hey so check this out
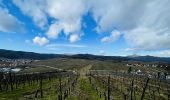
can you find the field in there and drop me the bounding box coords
[0,58,169,100]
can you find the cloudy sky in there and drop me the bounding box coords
[0,0,170,57]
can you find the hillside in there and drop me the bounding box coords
[0,49,170,63]
[0,49,64,60]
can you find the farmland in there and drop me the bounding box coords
[0,58,170,100]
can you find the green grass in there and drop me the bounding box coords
[77,78,104,100]
[0,78,60,100]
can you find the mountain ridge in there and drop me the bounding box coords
[0,49,170,63]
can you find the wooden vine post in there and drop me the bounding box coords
[40,74,43,98]
[107,75,111,100]
[140,78,149,100]
[130,79,134,100]
[59,76,62,100]
[9,72,13,91]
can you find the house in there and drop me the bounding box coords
[166,75,170,80]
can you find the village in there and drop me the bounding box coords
[126,62,170,80]
[0,58,33,73]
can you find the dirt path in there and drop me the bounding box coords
[79,64,92,78]
[68,64,104,100]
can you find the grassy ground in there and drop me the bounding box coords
[0,58,168,100]
[67,65,104,100]
[0,64,106,100]
[0,78,59,100]
[66,78,104,100]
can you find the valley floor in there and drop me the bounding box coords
[0,63,169,100]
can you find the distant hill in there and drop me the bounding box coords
[70,54,128,61]
[0,49,170,63]
[128,55,170,63]
[0,49,64,60]
[70,54,170,63]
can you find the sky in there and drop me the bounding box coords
[0,0,170,57]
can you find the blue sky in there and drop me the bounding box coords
[0,0,170,57]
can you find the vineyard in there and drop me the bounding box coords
[0,58,170,100]
[89,71,170,100]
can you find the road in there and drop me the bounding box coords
[35,64,62,71]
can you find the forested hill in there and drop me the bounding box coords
[0,49,63,60]
[0,49,170,63]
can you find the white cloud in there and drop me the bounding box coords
[46,43,86,48]
[46,22,62,39]
[87,0,170,51]
[123,0,170,51]
[89,0,149,33]
[99,50,106,55]
[69,34,80,43]
[12,0,170,51]
[33,36,49,46]
[13,0,48,29]
[134,50,170,57]
[89,0,170,50]
[46,0,86,41]
[151,50,170,57]
[0,7,24,33]
[124,27,170,50]
[124,48,170,57]
[124,48,136,52]
[13,0,86,42]
[46,43,86,50]
[101,30,121,43]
